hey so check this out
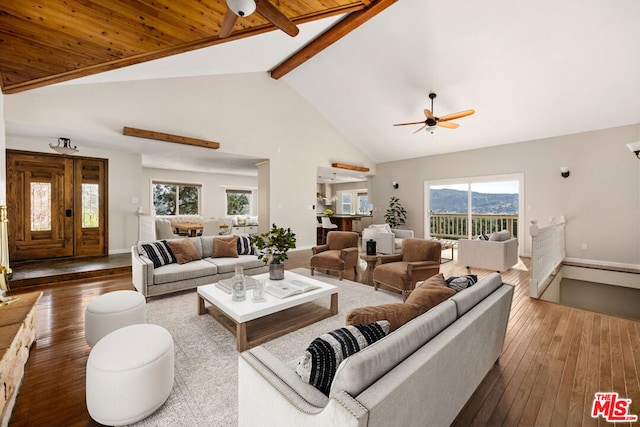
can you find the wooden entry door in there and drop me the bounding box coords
[7,150,108,261]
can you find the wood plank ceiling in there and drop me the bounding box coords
[0,0,393,94]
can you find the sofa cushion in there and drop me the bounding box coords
[165,239,201,264]
[236,234,254,255]
[405,283,456,315]
[205,255,265,273]
[415,273,447,288]
[139,240,176,268]
[450,272,503,316]
[201,236,215,258]
[213,236,239,258]
[346,303,420,332]
[296,321,390,396]
[152,259,218,285]
[488,230,511,241]
[330,300,457,399]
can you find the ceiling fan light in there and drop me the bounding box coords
[227,0,256,17]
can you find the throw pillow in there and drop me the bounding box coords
[140,240,176,268]
[296,320,390,396]
[165,239,201,264]
[405,282,456,315]
[346,303,420,332]
[446,274,478,292]
[236,234,253,255]
[488,230,511,241]
[415,273,447,288]
[213,236,239,258]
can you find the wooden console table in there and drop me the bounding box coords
[0,292,41,426]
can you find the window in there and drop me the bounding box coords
[226,189,252,215]
[152,182,201,215]
[30,182,51,231]
[357,192,372,215]
[341,193,352,214]
[81,183,99,228]
[426,174,523,240]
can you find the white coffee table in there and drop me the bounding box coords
[197,271,338,351]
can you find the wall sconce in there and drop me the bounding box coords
[626,141,640,159]
[392,181,399,189]
[560,167,570,178]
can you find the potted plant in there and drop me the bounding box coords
[251,224,297,280]
[384,196,407,229]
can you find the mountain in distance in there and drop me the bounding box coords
[430,188,518,215]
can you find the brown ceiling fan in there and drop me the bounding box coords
[394,93,475,134]
[219,0,299,38]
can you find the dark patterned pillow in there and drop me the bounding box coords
[140,240,176,268]
[446,274,478,292]
[236,234,253,255]
[295,320,390,396]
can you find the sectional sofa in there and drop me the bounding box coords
[238,272,513,427]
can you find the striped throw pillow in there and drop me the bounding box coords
[140,240,176,268]
[236,234,254,255]
[296,320,390,396]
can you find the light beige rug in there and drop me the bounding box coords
[132,268,401,426]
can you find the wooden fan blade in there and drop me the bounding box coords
[393,120,426,126]
[219,8,238,38]
[413,124,428,134]
[437,121,459,129]
[424,109,435,120]
[256,0,299,37]
[439,109,475,122]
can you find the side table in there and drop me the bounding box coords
[360,254,379,286]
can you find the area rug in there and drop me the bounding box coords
[131,268,401,426]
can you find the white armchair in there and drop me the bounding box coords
[457,230,519,272]
[361,224,414,254]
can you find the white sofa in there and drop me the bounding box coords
[131,236,268,298]
[457,230,519,272]
[361,224,414,254]
[238,273,514,427]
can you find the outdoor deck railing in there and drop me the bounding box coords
[429,213,518,240]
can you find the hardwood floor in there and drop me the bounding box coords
[7,250,640,426]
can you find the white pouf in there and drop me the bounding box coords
[86,324,174,426]
[85,290,146,346]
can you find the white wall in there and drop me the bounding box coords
[5,137,142,254]
[141,167,258,219]
[3,72,376,248]
[372,124,640,267]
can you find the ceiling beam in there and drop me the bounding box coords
[332,163,370,172]
[123,127,220,149]
[270,0,398,80]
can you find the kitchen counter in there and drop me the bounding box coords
[316,215,372,244]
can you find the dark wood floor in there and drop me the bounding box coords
[7,251,640,426]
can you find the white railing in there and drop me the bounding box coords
[529,216,566,298]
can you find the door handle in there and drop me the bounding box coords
[66,209,73,217]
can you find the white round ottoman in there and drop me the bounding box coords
[86,324,174,426]
[85,290,146,346]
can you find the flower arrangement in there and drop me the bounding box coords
[323,209,334,215]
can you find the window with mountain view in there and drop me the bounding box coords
[428,177,521,240]
[152,182,201,215]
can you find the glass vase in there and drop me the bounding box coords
[231,265,246,301]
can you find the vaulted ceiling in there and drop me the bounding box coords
[0,0,387,93]
[3,0,640,173]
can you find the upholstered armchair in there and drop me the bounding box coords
[373,238,441,301]
[361,224,414,254]
[310,231,359,280]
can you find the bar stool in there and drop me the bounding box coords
[321,217,338,244]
